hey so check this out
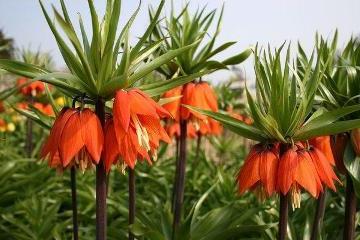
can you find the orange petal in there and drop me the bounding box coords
[309,136,335,165]
[295,151,322,197]
[278,147,298,195]
[309,148,340,191]
[200,82,218,112]
[41,108,77,163]
[59,111,84,167]
[237,148,261,194]
[260,149,279,196]
[80,109,104,163]
[129,90,158,118]
[114,90,131,132]
[134,89,172,119]
[103,119,119,172]
[162,86,183,120]
[180,83,195,120]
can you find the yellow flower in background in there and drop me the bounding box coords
[11,114,22,123]
[55,97,65,107]
[6,123,15,132]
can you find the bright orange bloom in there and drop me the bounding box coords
[308,147,340,191]
[104,89,171,171]
[42,104,54,116]
[165,121,197,139]
[181,82,218,123]
[17,77,45,97]
[17,102,28,110]
[33,103,54,116]
[309,136,335,165]
[41,108,104,171]
[243,116,253,125]
[162,81,221,137]
[332,133,348,174]
[277,144,322,208]
[0,118,6,132]
[198,118,223,136]
[162,86,183,121]
[237,143,279,198]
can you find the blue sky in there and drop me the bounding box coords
[1,0,359,82]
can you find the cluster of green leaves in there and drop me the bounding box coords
[315,33,360,199]
[317,33,360,117]
[149,4,251,78]
[188,43,360,144]
[0,0,209,102]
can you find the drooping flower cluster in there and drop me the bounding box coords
[103,89,171,171]
[162,82,222,139]
[17,102,54,116]
[17,77,45,97]
[41,108,104,172]
[41,89,170,173]
[237,136,340,208]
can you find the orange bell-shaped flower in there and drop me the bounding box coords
[104,89,171,171]
[308,147,340,191]
[33,102,54,116]
[162,86,183,121]
[309,136,335,165]
[17,77,45,97]
[180,82,218,123]
[41,107,104,172]
[237,143,279,199]
[277,144,322,209]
